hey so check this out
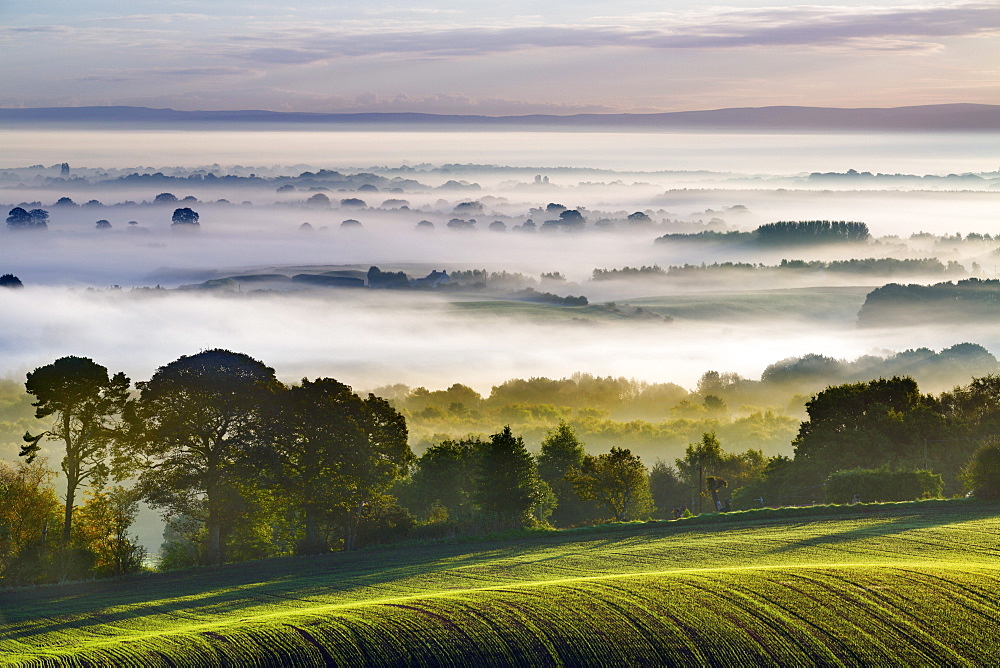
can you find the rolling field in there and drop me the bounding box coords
[3,501,1000,666]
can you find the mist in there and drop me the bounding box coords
[1,129,999,398]
[1,286,997,397]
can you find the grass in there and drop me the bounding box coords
[626,287,869,322]
[447,287,868,325]
[3,501,1000,665]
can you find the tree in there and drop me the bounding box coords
[7,207,48,230]
[306,193,331,207]
[676,432,767,512]
[130,349,282,565]
[536,422,594,527]
[792,376,945,487]
[154,193,178,204]
[28,209,49,228]
[568,447,653,521]
[397,438,482,526]
[73,486,146,577]
[22,357,131,547]
[474,427,542,530]
[171,207,199,228]
[0,460,61,586]
[0,274,23,288]
[277,378,413,553]
[706,476,728,511]
[649,460,687,518]
[963,439,1000,500]
[6,207,30,229]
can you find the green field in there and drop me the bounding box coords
[626,287,870,322]
[447,287,869,325]
[3,501,1000,666]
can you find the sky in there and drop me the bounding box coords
[0,1,998,114]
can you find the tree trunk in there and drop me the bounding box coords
[206,489,222,566]
[62,412,76,546]
[344,505,359,552]
[303,505,323,554]
[63,478,76,545]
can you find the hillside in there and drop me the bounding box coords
[3,501,1000,665]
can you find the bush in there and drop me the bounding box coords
[963,440,1000,500]
[825,467,943,504]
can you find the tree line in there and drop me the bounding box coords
[3,350,999,587]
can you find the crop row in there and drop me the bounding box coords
[5,564,1000,666]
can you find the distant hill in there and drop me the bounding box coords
[1,103,997,131]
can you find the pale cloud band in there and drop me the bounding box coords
[1,1,997,112]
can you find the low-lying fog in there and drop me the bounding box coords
[1,287,998,397]
[3,129,998,174]
[1,129,998,392]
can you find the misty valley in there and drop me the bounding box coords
[3,132,1000,665]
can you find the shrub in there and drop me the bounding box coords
[963,440,1000,500]
[825,467,943,504]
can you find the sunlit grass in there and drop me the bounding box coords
[3,501,999,665]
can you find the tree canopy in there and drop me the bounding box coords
[22,356,130,547]
[131,349,281,565]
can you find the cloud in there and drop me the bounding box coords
[227,3,1000,64]
[80,66,262,83]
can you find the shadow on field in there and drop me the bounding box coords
[3,503,996,641]
[764,510,966,555]
[0,535,621,637]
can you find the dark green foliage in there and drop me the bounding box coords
[825,467,943,504]
[0,274,23,288]
[942,375,1000,452]
[353,495,416,548]
[648,460,687,518]
[170,207,199,226]
[536,423,597,526]
[755,220,869,244]
[397,428,544,533]
[6,207,48,230]
[23,357,131,546]
[567,447,653,521]
[131,349,282,565]
[963,440,1000,499]
[675,433,766,514]
[859,279,1000,326]
[512,287,588,306]
[277,377,413,553]
[474,427,543,530]
[731,455,802,508]
[367,266,410,289]
[396,438,483,527]
[592,265,665,280]
[792,376,947,487]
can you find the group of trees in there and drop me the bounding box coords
[4,206,199,233]
[858,279,1000,326]
[735,375,1000,506]
[395,422,657,531]
[656,221,871,245]
[5,349,1000,587]
[2,350,413,585]
[6,207,48,230]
